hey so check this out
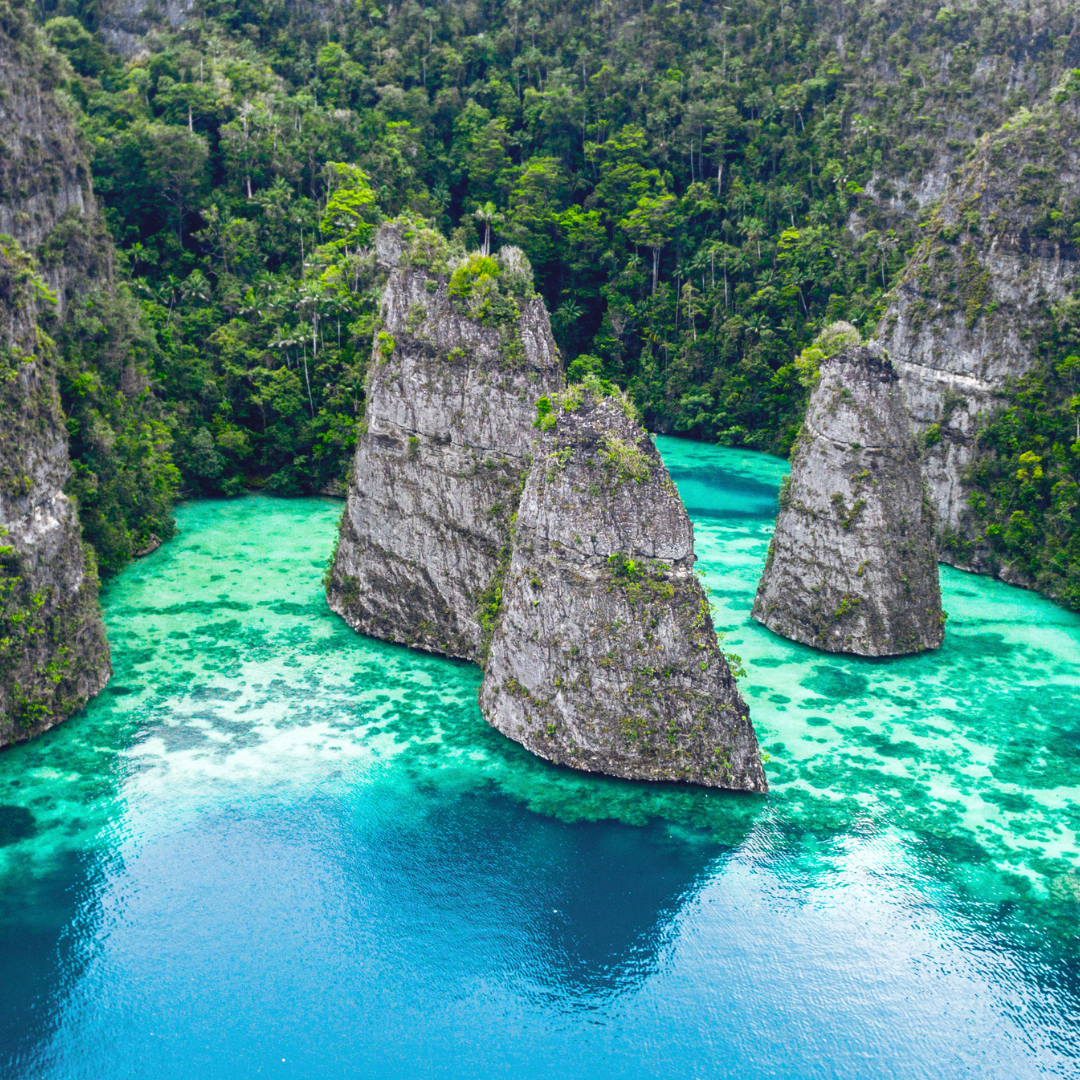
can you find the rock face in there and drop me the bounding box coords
[0,241,111,745]
[326,225,563,660]
[329,227,766,791]
[0,7,112,742]
[753,346,943,656]
[97,0,199,55]
[479,384,767,791]
[879,94,1080,563]
[0,8,112,314]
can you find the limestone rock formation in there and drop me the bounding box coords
[1,240,111,745]
[480,382,767,791]
[879,92,1080,566]
[753,345,943,656]
[0,8,113,313]
[0,7,111,741]
[97,0,199,55]
[326,224,563,660]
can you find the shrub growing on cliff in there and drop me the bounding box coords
[601,432,651,483]
[794,321,862,388]
[448,254,519,327]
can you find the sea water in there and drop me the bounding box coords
[0,437,1077,1079]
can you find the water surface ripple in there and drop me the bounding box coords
[1,438,1078,1079]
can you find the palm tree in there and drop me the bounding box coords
[876,233,899,287]
[744,311,772,342]
[779,184,802,226]
[473,202,504,256]
[738,217,766,261]
[552,298,582,337]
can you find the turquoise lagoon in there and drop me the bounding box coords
[1,437,1078,1078]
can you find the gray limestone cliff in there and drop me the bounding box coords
[329,228,766,791]
[1,240,111,745]
[753,345,943,657]
[96,0,199,55]
[879,92,1080,570]
[326,225,563,660]
[479,383,766,791]
[0,6,113,313]
[0,6,112,741]
[96,0,331,55]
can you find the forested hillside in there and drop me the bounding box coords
[18,0,1080,590]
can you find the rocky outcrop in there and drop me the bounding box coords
[326,225,563,660]
[479,382,767,791]
[96,0,332,55]
[0,5,112,741]
[329,227,766,791]
[753,345,943,657]
[879,92,1080,563]
[0,5,112,313]
[97,0,198,55]
[0,239,111,745]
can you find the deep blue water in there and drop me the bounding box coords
[1,438,1078,1079]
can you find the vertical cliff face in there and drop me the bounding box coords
[1,240,111,745]
[753,346,943,657]
[0,5,112,742]
[96,0,198,55]
[327,225,563,660]
[879,94,1080,562]
[480,383,766,791]
[0,6,112,313]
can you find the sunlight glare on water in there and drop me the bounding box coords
[0,437,1078,1079]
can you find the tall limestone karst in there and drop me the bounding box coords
[329,224,766,791]
[753,342,943,657]
[0,2,112,743]
[326,224,564,660]
[480,380,767,791]
[879,88,1080,573]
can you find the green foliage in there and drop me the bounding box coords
[794,321,861,387]
[607,553,643,581]
[55,284,180,574]
[477,542,512,662]
[320,164,377,254]
[960,347,1080,609]
[377,331,396,361]
[447,254,500,298]
[21,0,1078,564]
[533,395,555,430]
[448,253,518,326]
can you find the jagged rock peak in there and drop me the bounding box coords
[326,221,563,660]
[480,377,767,792]
[753,342,943,657]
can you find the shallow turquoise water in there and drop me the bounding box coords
[1,437,1078,1079]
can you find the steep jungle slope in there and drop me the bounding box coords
[32,0,1078,509]
[23,0,1080,609]
[0,0,182,735]
[0,2,117,737]
[2,0,178,580]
